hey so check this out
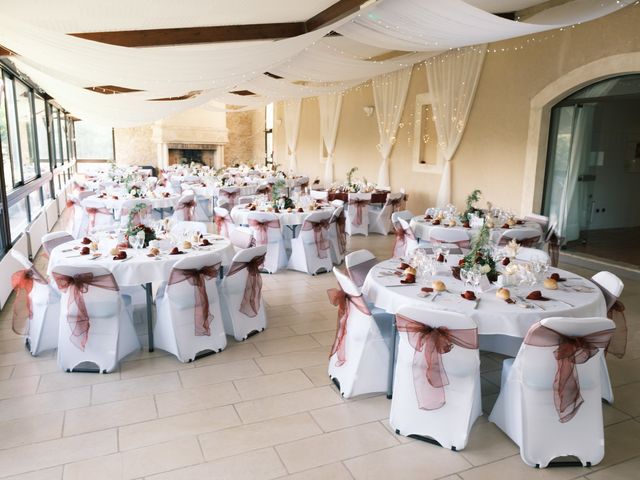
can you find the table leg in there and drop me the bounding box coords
[287,225,299,238]
[144,282,154,352]
[387,315,397,399]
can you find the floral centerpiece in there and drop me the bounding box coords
[346,167,360,192]
[125,203,156,247]
[461,189,483,223]
[460,222,498,282]
[271,178,295,209]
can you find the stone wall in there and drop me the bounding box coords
[113,125,156,166]
[225,110,265,167]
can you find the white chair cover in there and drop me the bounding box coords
[345,249,377,289]
[247,212,287,274]
[499,227,542,248]
[327,205,346,266]
[390,305,481,450]
[345,192,371,237]
[213,206,235,239]
[288,210,333,275]
[515,247,550,264]
[170,221,209,238]
[489,317,615,467]
[41,231,74,256]
[172,193,197,222]
[327,268,390,398]
[154,253,227,362]
[310,190,329,202]
[395,218,419,258]
[428,227,471,249]
[368,192,403,235]
[219,187,241,208]
[82,198,114,236]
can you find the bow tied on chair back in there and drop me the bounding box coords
[396,314,478,410]
[327,286,370,367]
[226,253,266,317]
[591,281,627,359]
[331,211,347,254]
[168,263,221,336]
[86,206,113,230]
[214,214,233,238]
[524,323,614,423]
[248,218,281,246]
[222,190,240,208]
[302,219,331,258]
[392,223,415,258]
[52,272,120,351]
[386,197,403,213]
[349,199,370,226]
[11,267,48,335]
[176,200,196,221]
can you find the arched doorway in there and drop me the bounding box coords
[541,74,640,267]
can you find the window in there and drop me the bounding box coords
[52,107,62,166]
[4,74,20,189]
[34,95,50,173]
[15,80,37,182]
[9,198,28,241]
[412,93,442,174]
[74,120,113,160]
[264,103,274,166]
[0,76,13,192]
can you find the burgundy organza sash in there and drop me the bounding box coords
[176,200,196,221]
[302,219,330,259]
[43,235,73,256]
[395,314,478,410]
[65,197,81,231]
[221,190,240,207]
[215,214,233,238]
[327,286,370,367]
[168,263,221,336]
[591,280,627,358]
[349,199,370,226]
[249,218,281,246]
[393,223,415,258]
[86,207,112,230]
[499,235,541,247]
[52,272,120,351]
[524,323,614,423]
[331,211,347,254]
[385,197,403,213]
[11,268,48,335]
[347,258,378,288]
[297,180,309,190]
[226,253,266,317]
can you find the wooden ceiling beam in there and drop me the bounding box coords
[68,0,373,47]
[0,44,16,56]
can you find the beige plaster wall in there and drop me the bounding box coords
[274,5,640,215]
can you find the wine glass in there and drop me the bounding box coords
[441,246,450,264]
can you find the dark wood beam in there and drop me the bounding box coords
[0,44,16,56]
[84,85,144,94]
[148,90,201,101]
[68,0,372,48]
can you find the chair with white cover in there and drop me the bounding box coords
[213,206,235,239]
[429,227,471,250]
[65,195,86,238]
[219,246,267,341]
[10,250,60,356]
[51,265,140,373]
[499,228,542,248]
[42,231,74,256]
[218,187,241,208]
[515,247,550,264]
[237,195,256,205]
[170,221,208,238]
[247,212,287,273]
[390,306,481,450]
[393,218,419,258]
[489,317,615,467]
[83,198,114,235]
[154,253,227,362]
[172,193,197,222]
[345,249,378,288]
[310,190,329,202]
[229,227,256,252]
[327,205,346,265]
[368,192,404,235]
[345,192,371,237]
[524,213,549,230]
[288,210,333,275]
[327,268,390,398]
[294,176,310,192]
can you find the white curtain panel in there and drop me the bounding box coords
[427,45,487,207]
[318,93,343,185]
[373,66,413,188]
[284,98,303,173]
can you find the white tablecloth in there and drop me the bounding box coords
[48,235,235,287]
[83,194,180,211]
[362,258,606,338]
[230,205,335,227]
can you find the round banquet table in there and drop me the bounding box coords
[322,191,390,204]
[230,204,335,236]
[409,216,543,245]
[82,194,181,212]
[48,234,235,351]
[213,185,260,198]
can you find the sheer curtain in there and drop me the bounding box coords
[427,45,486,206]
[318,93,343,185]
[283,98,302,173]
[373,66,412,188]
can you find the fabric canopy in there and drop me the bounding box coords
[318,92,344,185]
[284,98,303,173]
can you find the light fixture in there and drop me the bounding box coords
[363,105,374,117]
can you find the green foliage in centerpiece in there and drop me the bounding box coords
[346,167,360,192]
[125,203,156,247]
[461,222,498,281]
[462,189,483,222]
[271,178,295,209]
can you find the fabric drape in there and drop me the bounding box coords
[11,267,48,335]
[284,98,302,173]
[301,219,331,259]
[214,214,233,238]
[427,45,486,207]
[349,198,370,226]
[393,223,415,258]
[318,93,343,185]
[327,286,370,367]
[226,253,266,317]
[175,200,196,221]
[248,218,281,246]
[372,66,412,188]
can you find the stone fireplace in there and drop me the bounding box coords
[167,144,218,167]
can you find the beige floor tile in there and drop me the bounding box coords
[244,326,297,343]
[0,338,33,355]
[37,371,120,394]
[586,455,640,479]
[607,357,640,387]
[276,422,399,473]
[146,447,286,480]
[154,381,240,418]
[63,437,203,480]
[255,349,328,374]
[460,421,520,466]
[3,466,62,480]
[91,372,181,405]
[0,429,117,478]
[602,403,632,426]
[310,395,390,432]
[199,412,322,461]
[302,364,332,387]
[0,350,55,368]
[0,387,90,422]
[310,331,336,347]
[288,319,336,335]
[119,404,240,451]
[118,354,194,379]
[291,301,334,314]
[0,375,40,400]
[0,365,14,380]
[253,335,322,356]
[63,395,157,436]
[10,360,59,378]
[278,462,353,480]
[267,313,327,329]
[345,442,472,480]
[235,386,343,424]
[233,369,313,401]
[597,420,640,469]
[460,454,591,479]
[0,412,63,450]
[611,382,640,417]
[264,305,298,317]
[179,359,262,388]
[190,343,262,367]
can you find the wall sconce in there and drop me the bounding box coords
[363,105,374,117]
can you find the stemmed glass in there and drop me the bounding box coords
[441,246,450,264]
[460,268,470,290]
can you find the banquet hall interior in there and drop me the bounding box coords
[0,1,640,479]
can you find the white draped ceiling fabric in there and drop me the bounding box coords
[372,67,412,188]
[318,92,344,185]
[283,98,303,173]
[0,0,632,126]
[427,46,487,207]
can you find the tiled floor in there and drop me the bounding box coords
[0,234,639,479]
